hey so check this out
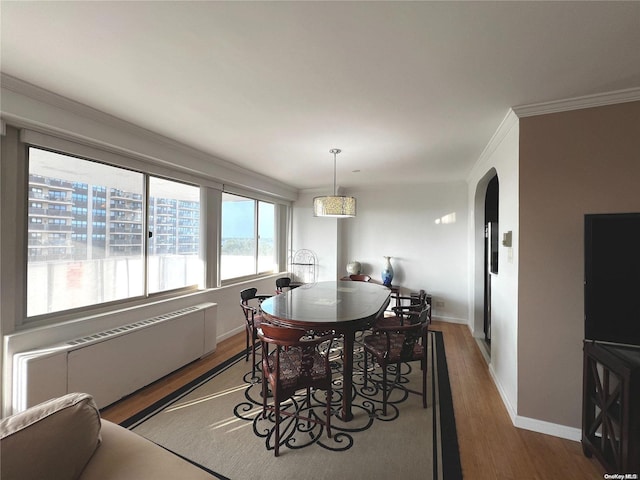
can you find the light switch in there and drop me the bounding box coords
[502,231,512,247]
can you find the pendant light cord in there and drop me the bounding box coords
[333,150,337,195]
[330,148,341,196]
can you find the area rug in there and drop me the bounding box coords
[122,330,462,480]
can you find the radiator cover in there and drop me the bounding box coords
[12,302,216,413]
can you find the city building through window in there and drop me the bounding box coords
[27,147,202,316]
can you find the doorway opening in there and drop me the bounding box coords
[483,174,499,352]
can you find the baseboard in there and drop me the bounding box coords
[514,416,582,442]
[474,338,491,366]
[488,362,581,442]
[216,325,245,343]
[488,363,517,424]
[432,315,468,325]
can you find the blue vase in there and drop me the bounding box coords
[381,256,394,286]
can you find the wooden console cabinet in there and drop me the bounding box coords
[582,341,640,472]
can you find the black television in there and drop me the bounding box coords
[584,212,640,348]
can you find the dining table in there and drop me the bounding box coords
[259,280,391,421]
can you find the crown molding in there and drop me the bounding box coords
[513,87,640,118]
[468,87,640,182]
[467,109,518,183]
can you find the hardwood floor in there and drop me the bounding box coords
[101,322,605,479]
[431,321,604,480]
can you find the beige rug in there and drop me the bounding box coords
[124,331,461,480]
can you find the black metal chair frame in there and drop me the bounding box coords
[275,277,292,294]
[240,287,272,379]
[363,304,431,415]
[376,289,428,329]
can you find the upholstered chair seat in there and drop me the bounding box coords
[258,323,337,457]
[264,347,328,389]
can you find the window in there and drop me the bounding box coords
[221,193,255,279]
[27,147,202,317]
[147,177,201,294]
[258,201,275,273]
[221,193,275,280]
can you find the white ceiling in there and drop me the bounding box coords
[1,1,639,190]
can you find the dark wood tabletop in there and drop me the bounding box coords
[260,280,390,421]
[261,280,390,326]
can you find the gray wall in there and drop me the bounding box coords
[518,101,640,428]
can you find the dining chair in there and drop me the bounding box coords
[376,289,428,329]
[349,274,371,282]
[408,289,432,323]
[258,323,337,457]
[275,277,292,294]
[363,304,431,415]
[240,288,273,379]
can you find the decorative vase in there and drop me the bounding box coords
[346,261,362,275]
[381,256,394,286]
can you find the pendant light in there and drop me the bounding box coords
[313,148,357,218]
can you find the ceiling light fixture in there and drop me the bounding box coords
[313,148,356,218]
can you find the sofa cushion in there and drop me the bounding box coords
[79,420,215,480]
[0,392,102,480]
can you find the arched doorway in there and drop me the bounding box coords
[472,168,499,360]
[484,175,499,345]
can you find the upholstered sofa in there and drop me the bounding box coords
[0,393,214,480]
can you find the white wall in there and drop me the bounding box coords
[292,189,340,282]
[467,111,520,421]
[294,182,469,323]
[344,184,468,323]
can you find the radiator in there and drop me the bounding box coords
[12,302,216,413]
